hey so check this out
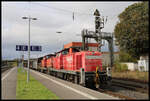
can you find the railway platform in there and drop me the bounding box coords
[2,67,17,99]
[1,67,119,99]
[30,69,119,99]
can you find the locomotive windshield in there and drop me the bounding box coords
[62,50,69,55]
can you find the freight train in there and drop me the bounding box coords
[32,47,112,88]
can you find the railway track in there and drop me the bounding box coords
[95,78,149,99]
[112,77,148,84]
[111,78,149,94]
[1,65,12,73]
[97,88,135,100]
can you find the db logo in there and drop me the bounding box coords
[67,56,72,62]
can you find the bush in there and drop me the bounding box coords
[119,51,137,62]
[121,64,128,72]
[114,60,128,72]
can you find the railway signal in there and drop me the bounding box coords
[81,9,114,68]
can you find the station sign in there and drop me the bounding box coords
[16,45,42,51]
[30,45,42,51]
[16,45,28,51]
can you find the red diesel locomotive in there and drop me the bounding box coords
[38,47,111,88]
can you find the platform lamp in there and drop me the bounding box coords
[22,16,37,83]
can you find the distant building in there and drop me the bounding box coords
[101,52,119,66]
[139,54,149,60]
[138,54,149,72]
[119,54,149,72]
[23,58,38,68]
[64,42,119,66]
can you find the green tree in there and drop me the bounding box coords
[119,51,137,62]
[114,2,149,59]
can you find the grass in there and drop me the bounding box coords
[112,70,149,82]
[16,67,59,99]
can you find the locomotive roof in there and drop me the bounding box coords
[55,47,80,54]
[37,57,43,60]
[37,53,55,59]
[46,54,56,57]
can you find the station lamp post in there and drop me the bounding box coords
[22,16,37,83]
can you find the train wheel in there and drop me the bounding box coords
[55,72,56,76]
[66,74,69,81]
[106,80,112,87]
[74,76,78,84]
[41,69,43,73]
[62,73,65,80]
[47,68,50,74]
[78,76,80,84]
[64,74,67,80]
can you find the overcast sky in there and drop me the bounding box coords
[2,1,138,60]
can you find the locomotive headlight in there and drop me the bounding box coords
[106,67,111,77]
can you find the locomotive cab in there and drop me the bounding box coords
[62,47,80,71]
[77,51,112,88]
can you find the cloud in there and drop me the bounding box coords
[2,1,137,60]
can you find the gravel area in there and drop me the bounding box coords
[104,85,149,99]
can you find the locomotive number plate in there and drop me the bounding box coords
[85,55,101,59]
